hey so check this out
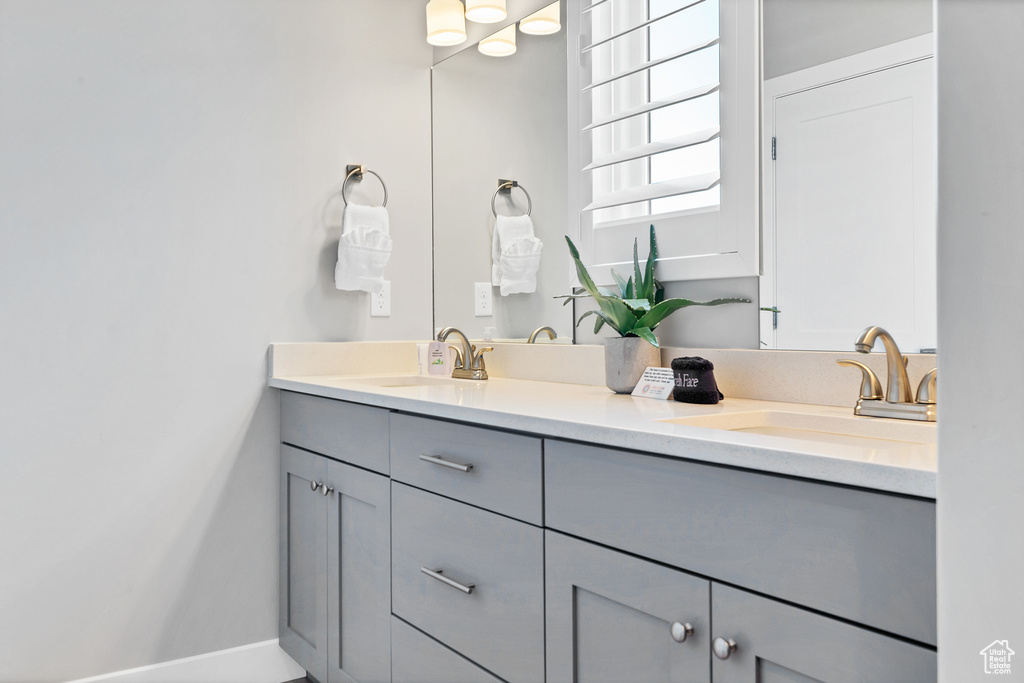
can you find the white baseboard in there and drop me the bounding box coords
[65,639,307,683]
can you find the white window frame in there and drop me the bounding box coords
[567,0,760,285]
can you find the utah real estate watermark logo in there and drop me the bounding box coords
[980,640,1015,675]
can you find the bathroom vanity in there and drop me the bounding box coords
[272,344,937,683]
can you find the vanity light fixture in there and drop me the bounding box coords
[465,0,507,23]
[478,23,516,56]
[519,1,560,35]
[425,0,467,46]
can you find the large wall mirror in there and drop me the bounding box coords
[430,0,936,351]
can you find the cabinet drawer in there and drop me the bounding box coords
[391,483,544,683]
[281,391,390,474]
[545,440,937,646]
[391,617,503,683]
[390,413,542,524]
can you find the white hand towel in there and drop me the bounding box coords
[499,235,543,296]
[491,214,543,295]
[335,203,392,294]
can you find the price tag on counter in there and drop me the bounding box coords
[630,367,675,400]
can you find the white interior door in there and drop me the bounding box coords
[766,57,935,351]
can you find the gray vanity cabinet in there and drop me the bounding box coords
[711,584,937,682]
[546,531,711,683]
[276,387,938,682]
[279,393,391,683]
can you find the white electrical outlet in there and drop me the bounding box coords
[474,282,493,316]
[370,281,391,317]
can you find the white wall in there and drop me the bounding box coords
[0,2,432,681]
[936,1,1024,681]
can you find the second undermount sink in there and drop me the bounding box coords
[343,375,461,388]
[657,410,935,449]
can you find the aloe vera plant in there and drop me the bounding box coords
[562,225,749,348]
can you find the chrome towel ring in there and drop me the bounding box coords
[342,164,388,207]
[491,179,532,217]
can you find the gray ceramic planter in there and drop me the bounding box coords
[604,336,660,393]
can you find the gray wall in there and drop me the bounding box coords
[936,2,1024,680]
[0,1,431,681]
[763,0,932,79]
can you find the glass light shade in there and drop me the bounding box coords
[478,23,516,56]
[426,0,467,46]
[519,1,560,35]
[465,0,506,23]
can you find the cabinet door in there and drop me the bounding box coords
[546,531,711,683]
[325,459,391,683]
[711,584,936,683]
[280,445,328,683]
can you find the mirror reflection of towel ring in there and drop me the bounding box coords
[342,165,388,207]
[491,180,532,217]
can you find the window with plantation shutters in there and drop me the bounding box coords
[567,0,759,283]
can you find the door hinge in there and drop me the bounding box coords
[771,137,776,161]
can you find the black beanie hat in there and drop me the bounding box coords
[671,356,724,404]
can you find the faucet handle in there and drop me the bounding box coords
[447,344,465,370]
[472,346,493,370]
[837,359,883,400]
[915,368,937,404]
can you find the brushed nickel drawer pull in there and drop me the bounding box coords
[421,567,475,594]
[419,454,474,473]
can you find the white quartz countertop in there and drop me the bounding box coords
[269,372,937,499]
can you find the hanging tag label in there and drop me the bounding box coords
[631,367,675,399]
[427,341,450,376]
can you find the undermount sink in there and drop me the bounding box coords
[657,410,935,449]
[343,375,461,388]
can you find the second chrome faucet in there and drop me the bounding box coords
[838,326,936,421]
[437,327,492,380]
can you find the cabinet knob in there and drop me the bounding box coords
[669,621,694,643]
[321,484,334,496]
[310,480,321,492]
[712,636,738,660]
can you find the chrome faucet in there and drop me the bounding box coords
[437,327,492,380]
[854,325,913,403]
[837,325,936,421]
[527,326,557,343]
